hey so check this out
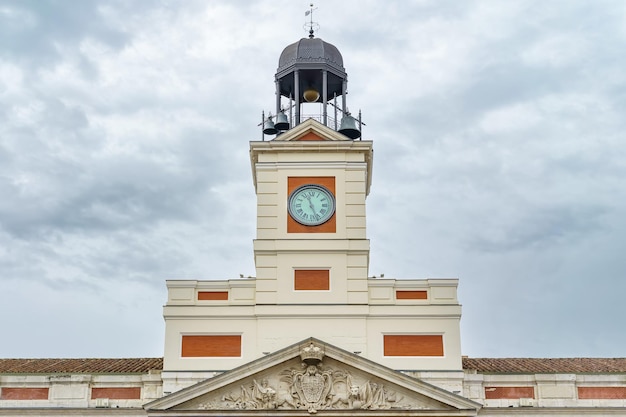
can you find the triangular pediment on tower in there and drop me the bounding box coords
[272,118,353,142]
[145,338,480,416]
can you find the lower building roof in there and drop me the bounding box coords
[462,357,626,373]
[1,357,625,374]
[0,358,163,374]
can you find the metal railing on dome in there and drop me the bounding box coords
[299,114,340,131]
[260,107,363,141]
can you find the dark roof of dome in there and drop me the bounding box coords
[277,37,344,74]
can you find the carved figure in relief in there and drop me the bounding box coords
[275,386,300,409]
[363,381,391,409]
[276,369,298,409]
[252,378,277,409]
[220,383,255,409]
[349,384,363,409]
[327,373,360,409]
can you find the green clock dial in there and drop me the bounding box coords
[288,184,335,226]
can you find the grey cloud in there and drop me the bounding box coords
[468,205,608,253]
[0,0,129,69]
[0,152,222,238]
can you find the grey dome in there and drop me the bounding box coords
[277,38,344,74]
[272,36,351,132]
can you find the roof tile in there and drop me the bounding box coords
[0,358,163,374]
[2,357,625,374]
[462,357,626,373]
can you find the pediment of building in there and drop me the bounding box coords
[145,338,480,416]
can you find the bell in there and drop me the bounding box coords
[303,88,320,103]
[338,114,361,139]
[274,112,290,130]
[262,117,278,135]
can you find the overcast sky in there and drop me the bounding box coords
[1,0,625,359]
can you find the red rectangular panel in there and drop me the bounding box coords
[181,335,241,357]
[198,291,228,300]
[383,335,444,356]
[91,387,141,399]
[295,270,330,290]
[297,132,324,141]
[578,387,626,399]
[396,290,428,300]
[1,388,49,400]
[485,386,535,399]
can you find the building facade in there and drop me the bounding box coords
[1,35,625,417]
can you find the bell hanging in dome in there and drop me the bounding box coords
[303,88,320,103]
[338,114,361,139]
[274,112,290,131]
[262,115,278,135]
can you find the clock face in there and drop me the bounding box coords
[288,184,335,226]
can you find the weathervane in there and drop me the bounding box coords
[304,3,319,38]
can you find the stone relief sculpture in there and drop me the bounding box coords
[198,342,416,412]
[253,378,277,409]
[280,363,333,413]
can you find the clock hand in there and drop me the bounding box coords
[304,195,315,212]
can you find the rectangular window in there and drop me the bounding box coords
[383,335,444,356]
[181,335,241,357]
[396,290,428,300]
[294,269,330,290]
[198,291,228,300]
[0,388,49,400]
[91,387,141,400]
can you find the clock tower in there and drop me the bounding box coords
[250,119,373,307]
[161,32,463,395]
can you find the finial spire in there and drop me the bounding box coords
[304,3,319,38]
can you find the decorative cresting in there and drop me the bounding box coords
[198,342,420,413]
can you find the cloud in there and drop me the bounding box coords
[0,0,128,71]
[468,204,608,253]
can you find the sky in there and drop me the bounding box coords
[1,0,625,359]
